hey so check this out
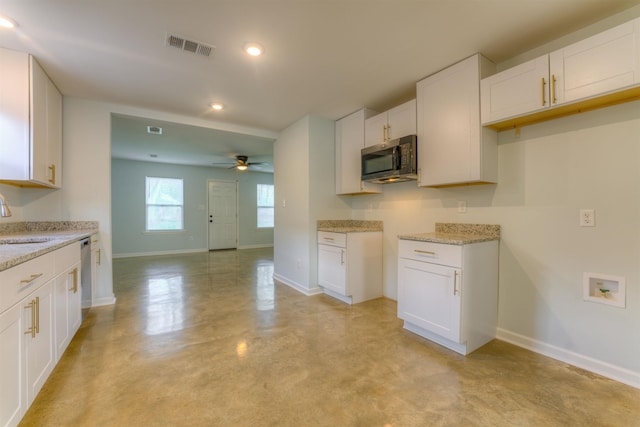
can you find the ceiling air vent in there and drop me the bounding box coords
[147,126,162,135]
[165,32,215,59]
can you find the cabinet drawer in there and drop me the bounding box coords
[318,231,346,248]
[398,239,462,268]
[54,242,80,274]
[0,251,55,313]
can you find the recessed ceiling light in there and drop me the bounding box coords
[210,103,224,111]
[0,15,17,29]
[243,42,264,57]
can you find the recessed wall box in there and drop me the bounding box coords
[583,272,625,308]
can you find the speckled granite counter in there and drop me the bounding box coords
[398,223,500,245]
[317,220,383,233]
[0,221,99,271]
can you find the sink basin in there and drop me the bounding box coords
[0,237,52,245]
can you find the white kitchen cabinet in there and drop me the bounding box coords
[364,99,416,147]
[397,238,499,355]
[550,17,640,105]
[0,303,23,427]
[0,242,81,427]
[23,281,55,407]
[317,231,382,304]
[481,17,640,128]
[53,243,81,362]
[417,54,497,188]
[335,108,382,195]
[0,47,62,188]
[480,55,551,124]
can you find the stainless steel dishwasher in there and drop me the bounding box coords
[80,237,92,319]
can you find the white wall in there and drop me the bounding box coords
[273,115,351,294]
[349,101,640,386]
[111,159,273,256]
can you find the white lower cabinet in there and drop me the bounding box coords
[318,231,382,304]
[0,242,82,427]
[397,238,499,355]
[0,304,23,427]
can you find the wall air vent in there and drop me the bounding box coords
[147,126,162,135]
[165,32,215,58]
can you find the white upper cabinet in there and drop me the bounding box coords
[0,48,62,188]
[481,55,550,124]
[418,54,498,188]
[550,18,640,105]
[481,17,640,128]
[364,99,416,147]
[335,108,382,195]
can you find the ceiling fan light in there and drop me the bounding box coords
[210,103,224,111]
[236,164,248,171]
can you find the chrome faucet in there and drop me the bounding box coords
[0,192,12,217]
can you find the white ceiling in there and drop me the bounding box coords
[1,0,638,169]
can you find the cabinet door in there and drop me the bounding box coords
[550,18,640,105]
[30,57,50,186]
[335,109,381,195]
[398,258,461,342]
[480,55,550,124]
[0,48,30,181]
[46,77,62,188]
[23,281,54,406]
[418,55,493,187]
[53,265,80,362]
[364,111,388,147]
[318,244,347,295]
[387,99,416,140]
[0,304,24,427]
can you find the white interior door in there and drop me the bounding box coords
[208,180,237,250]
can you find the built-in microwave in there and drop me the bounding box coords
[361,135,417,184]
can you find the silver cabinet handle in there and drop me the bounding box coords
[340,249,345,265]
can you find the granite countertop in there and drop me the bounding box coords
[317,220,383,233]
[0,221,99,271]
[398,223,500,245]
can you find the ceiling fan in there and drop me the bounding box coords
[212,155,265,171]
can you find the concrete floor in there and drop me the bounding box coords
[21,248,640,426]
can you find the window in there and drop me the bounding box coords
[145,177,184,231]
[257,184,274,228]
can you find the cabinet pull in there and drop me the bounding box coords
[97,249,101,265]
[541,77,546,106]
[48,164,56,185]
[35,296,40,334]
[340,249,344,265]
[69,268,79,293]
[453,271,459,296]
[414,249,436,255]
[551,74,556,104]
[24,300,36,338]
[20,273,43,284]
[324,237,334,241]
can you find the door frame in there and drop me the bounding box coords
[206,179,239,250]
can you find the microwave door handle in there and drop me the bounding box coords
[393,146,401,170]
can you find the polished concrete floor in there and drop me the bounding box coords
[21,248,640,426]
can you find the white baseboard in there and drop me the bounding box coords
[273,273,323,296]
[238,244,274,250]
[113,248,208,259]
[92,295,116,307]
[497,328,640,389]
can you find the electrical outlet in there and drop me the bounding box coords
[458,201,467,213]
[580,209,595,227]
